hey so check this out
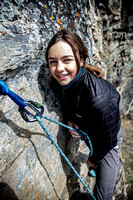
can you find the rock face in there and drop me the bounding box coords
[0,0,132,199]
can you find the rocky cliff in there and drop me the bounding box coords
[0,0,132,199]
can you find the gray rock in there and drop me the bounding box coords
[0,0,131,199]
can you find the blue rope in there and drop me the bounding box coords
[36,115,96,200]
[42,115,93,157]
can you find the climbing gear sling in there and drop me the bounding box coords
[0,80,96,200]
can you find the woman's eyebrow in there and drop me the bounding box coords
[48,55,74,60]
[48,57,56,60]
[62,55,74,59]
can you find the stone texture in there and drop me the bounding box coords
[0,0,132,199]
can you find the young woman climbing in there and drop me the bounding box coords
[45,29,123,200]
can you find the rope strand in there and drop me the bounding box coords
[42,115,93,157]
[36,115,96,200]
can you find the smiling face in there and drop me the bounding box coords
[48,41,83,86]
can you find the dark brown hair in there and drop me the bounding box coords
[45,29,104,78]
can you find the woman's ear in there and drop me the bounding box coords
[80,56,84,67]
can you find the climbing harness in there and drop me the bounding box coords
[0,80,96,200]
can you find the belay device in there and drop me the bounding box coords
[0,80,96,200]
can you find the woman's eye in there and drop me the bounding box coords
[64,59,71,63]
[49,60,56,64]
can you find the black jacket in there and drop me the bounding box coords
[62,67,121,164]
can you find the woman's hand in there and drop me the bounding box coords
[68,121,81,138]
[87,159,97,169]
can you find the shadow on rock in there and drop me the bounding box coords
[0,182,19,200]
[70,190,94,200]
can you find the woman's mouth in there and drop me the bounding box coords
[57,74,69,79]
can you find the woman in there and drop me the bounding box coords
[45,29,123,200]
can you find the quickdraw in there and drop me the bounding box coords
[0,80,96,200]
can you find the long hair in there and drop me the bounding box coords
[45,29,104,78]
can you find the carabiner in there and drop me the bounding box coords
[19,100,44,122]
[0,80,44,122]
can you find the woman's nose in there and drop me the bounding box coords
[56,61,64,72]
